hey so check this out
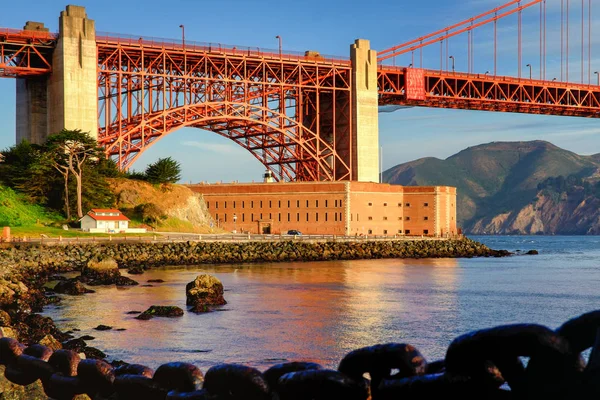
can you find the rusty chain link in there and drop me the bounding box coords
[3,310,600,399]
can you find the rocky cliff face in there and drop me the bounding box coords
[469,191,600,234]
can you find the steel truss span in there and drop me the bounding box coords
[379,68,600,118]
[0,28,56,78]
[97,37,353,182]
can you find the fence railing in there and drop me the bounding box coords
[96,31,351,65]
[0,233,455,245]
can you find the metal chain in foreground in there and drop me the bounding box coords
[3,310,600,399]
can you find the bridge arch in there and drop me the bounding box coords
[99,102,350,182]
[96,39,354,182]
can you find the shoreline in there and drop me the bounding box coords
[0,237,508,279]
[0,237,509,398]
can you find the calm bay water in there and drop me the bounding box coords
[42,236,600,370]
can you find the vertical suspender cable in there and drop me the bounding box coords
[582,0,584,83]
[544,0,546,80]
[440,40,443,71]
[468,30,471,73]
[561,0,564,81]
[518,5,522,78]
[567,0,570,81]
[471,22,474,73]
[446,32,449,71]
[420,41,423,68]
[494,15,497,76]
[589,0,591,84]
[540,1,543,79]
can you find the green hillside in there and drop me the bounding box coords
[0,185,62,227]
[383,141,600,232]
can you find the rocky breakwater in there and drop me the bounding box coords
[0,238,509,273]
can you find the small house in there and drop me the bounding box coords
[80,209,145,233]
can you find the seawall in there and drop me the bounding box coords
[0,238,505,277]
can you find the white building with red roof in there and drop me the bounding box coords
[80,209,146,233]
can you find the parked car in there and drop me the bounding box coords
[287,230,302,235]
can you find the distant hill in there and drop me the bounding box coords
[383,141,600,234]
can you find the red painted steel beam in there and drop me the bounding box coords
[0,28,56,77]
[96,37,353,182]
[379,67,600,118]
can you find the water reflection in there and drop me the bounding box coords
[45,258,460,369]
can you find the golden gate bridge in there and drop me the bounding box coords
[0,0,598,182]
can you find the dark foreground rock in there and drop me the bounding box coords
[5,309,600,399]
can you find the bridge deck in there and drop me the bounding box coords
[0,28,56,77]
[378,67,600,118]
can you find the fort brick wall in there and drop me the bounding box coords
[188,181,457,237]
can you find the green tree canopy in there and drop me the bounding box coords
[145,157,181,184]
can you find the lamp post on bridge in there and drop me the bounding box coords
[449,55,455,73]
[595,71,599,86]
[526,64,532,80]
[275,35,282,58]
[179,24,185,50]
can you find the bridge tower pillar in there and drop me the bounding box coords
[16,22,50,144]
[350,39,379,183]
[16,6,97,144]
[47,5,97,139]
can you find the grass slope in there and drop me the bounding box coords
[0,186,62,227]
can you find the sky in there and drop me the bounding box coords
[1,0,599,183]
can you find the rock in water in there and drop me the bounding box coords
[82,258,120,282]
[53,279,94,295]
[80,258,139,286]
[135,306,184,320]
[185,275,227,308]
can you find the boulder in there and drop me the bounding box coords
[127,266,145,275]
[63,338,87,353]
[0,309,11,326]
[0,278,29,307]
[115,276,140,286]
[135,306,184,320]
[0,327,18,339]
[82,258,120,282]
[53,279,95,295]
[185,275,227,308]
[39,334,63,351]
[80,258,139,286]
[94,325,113,331]
[83,346,107,359]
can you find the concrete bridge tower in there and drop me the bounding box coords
[351,39,380,183]
[16,5,97,144]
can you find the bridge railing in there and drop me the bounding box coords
[0,27,57,41]
[96,31,350,65]
[378,65,600,89]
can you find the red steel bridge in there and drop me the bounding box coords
[1,0,599,181]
